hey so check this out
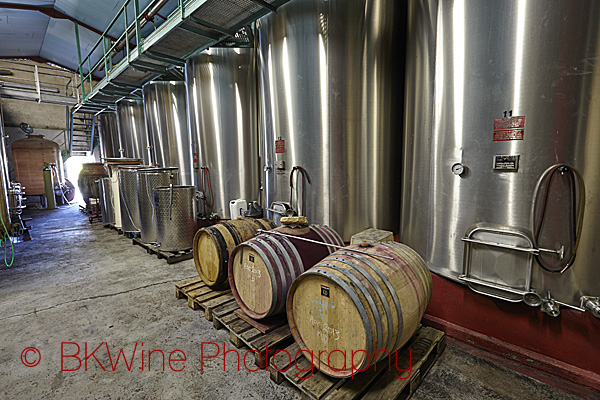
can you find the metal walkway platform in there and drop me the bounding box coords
[74,0,290,112]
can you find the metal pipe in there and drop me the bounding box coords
[1,81,60,94]
[256,229,394,260]
[97,0,170,72]
[43,166,56,210]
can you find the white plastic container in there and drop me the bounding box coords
[229,199,247,219]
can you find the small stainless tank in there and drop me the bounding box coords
[98,177,114,225]
[118,165,146,233]
[137,167,180,243]
[155,185,197,251]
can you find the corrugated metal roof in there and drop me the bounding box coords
[0,0,56,6]
[0,0,179,73]
[0,9,49,57]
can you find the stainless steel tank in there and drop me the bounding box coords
[118,165,145,233]
[185,48,259,219]
[143,81,194,186]
[103,158,142,230]
[98,177,114,225]
[137,167,180,243]
[97,112,120,160]
[116,99,151,165]
[402,0,600,313]
[155,185,197,251]
[257,0,403,241]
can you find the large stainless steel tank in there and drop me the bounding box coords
[116,99,151,165]
[185,48,259,219]
[97,112,120,160]
[402,0,600,313]
[257,0,403,241]
[143,81,194,186]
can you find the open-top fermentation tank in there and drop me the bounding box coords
[186,48,259,219]
[116,99,151,165]
[257,0,403,241]
[143,81,194,186]
[402,0,600,315]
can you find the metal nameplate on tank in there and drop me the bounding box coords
[493,155,520,171]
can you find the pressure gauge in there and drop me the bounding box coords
[452,163,465,176]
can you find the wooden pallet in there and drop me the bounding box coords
[175,277,295,367]
[174,278,444,399]
[124,231,140,239]
[132,237,193,264]
[175,276,236,318]
[269,326,445,400]
[212,302,295,368]
[107,224,123,234]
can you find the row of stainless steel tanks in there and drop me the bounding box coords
[96,0,599,317]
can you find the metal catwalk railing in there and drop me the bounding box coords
[74,0,290,112]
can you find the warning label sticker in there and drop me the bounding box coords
[493,116,525,141]
[275,139,285,153]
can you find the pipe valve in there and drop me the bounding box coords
[581,296,600,318]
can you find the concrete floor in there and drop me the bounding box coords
[0,205,583,399]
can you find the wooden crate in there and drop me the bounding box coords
[269,326,445,400]
[133,237,193,264]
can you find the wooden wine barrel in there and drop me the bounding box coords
[286,242,432,378]
[193,218,276,289]
[229,225,344,319]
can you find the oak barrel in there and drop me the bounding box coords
[229,225,344,319]
[193,218,276,289]
[286,242,432,378]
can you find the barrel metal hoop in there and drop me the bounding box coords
[219,221,243,246]
[314,225,344,250]
[323,262,383,352]
[311,225,335,254]
[379,242,431,300]
[262,234,300,283]
[306,269,373,371]
[339,251,404,351]
[330,256,394,351]
[253,237,288,314]
[270,232,305,274]
[210,226,231,266]
[321,225,345,247]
